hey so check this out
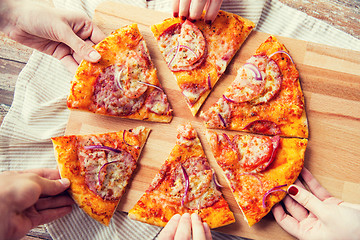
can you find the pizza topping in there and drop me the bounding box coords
[138,82,164,92]
[236,135,273,173]
[212,171,224,188]
[262,184,287,209]
[239,173,263,188]
[181,83,208,106]
[269,50,294,64]
[223,55,268,103]
[145,90,170,115]
[123,130,140,149]
[251,58,282,104]
[201,97,231,128]
[158,20,206,71]
[79,144,136,201]
[243,120,281,135]
[93,65,146,116]
[83,145,122,153]
[176,123,197,147]
[207,74,212,90]
[180,164,190,207]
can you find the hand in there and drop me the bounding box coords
[0,168,73,240]
[272,167,360,240]
[173,0,223,23]
[158,213,212,240]
[0,0,106,73]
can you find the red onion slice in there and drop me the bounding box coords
[167,42,180,68]
[222,94,236,103]
[268,50,294,64]
[123,130,140,149]
[207,73,212,90]
[218,113,227,127]
[98,160,121,186]
[137,81,164,92]
[262,184,287,208]
[181,164,189,207]
[212,171,223,188]
[178,44,199,59]
[115,69,124,90]
[244,63,262,81]
[84,145,122,153]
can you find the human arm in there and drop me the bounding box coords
[272,167,360,240]
[157,213,212,240]
[172,0,223,23]
[0,168,73,240]
[0,0,106,73]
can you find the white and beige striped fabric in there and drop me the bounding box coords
[0,0,359,239]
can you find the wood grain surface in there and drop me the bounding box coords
[63,2,360,240]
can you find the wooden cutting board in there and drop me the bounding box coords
[65,2,360,239]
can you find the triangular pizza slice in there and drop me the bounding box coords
[151,11,255,115]
[51,126,150,225]
[206,130,307,226]
[67,23,173,123]
[128,123,235,228]
[201,36,308,138]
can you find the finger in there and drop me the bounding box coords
[88,23,106,44]
[272,203,301,238]
[179,0,191,20]
[35,195,74,211]
[36,177,71,196]
[73,39,95,64]
[158,214,181,240]
[189,0,207,21]
[173,0,180,17]
[35,206,73,226]
[20,168,60,180]
[191,213,206,240]
[60,54,80,74]
[300,167,332,201]
[282,179,309,221]
[339,201,360,211]
[204,0,222,23]
[174,213,191,240]
[287,184,330,222]
[203,222,212,240]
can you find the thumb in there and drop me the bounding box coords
[287,185,330,222]
[38,177,71,196]
[61,26,101,62]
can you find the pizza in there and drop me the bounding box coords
[67,23,173,123]
[206,130,307,226]
[128,123,235,228]
[151,11,255,116]
[51,126,150,225]
[201,36,308,138]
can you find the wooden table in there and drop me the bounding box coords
[0,0,358,239]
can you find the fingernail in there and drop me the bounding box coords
[182,212,190,218]
[188,18,196,23]
[288,186,298,196]
[89,50,101,61]
[205,20,212,25]
[173,12,178,18]
[59,178,70,187]
[191,213,200,220]
[171,214,181,220]
[181,16,186,21]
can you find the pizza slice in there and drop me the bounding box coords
[206,130,307,226]
[51,126,150,225]
[151,11,255,116]
[128,123,235,228]
[67,23,173,123]
[201,36,308,138]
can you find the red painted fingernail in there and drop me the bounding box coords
[181,16,186,21]
[173,12,178,18]
[288,186,298,196]
[188,18,196,23]
[205,20,212,25]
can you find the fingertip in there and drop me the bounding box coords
[59,178,70,188]
[88,50,101,62]
[287,185,298,196]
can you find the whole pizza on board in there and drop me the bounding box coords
[67,23,173,123]
[151,10,255,116]
[51,127,150,225]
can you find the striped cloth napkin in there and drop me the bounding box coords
[0,0,359,239]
